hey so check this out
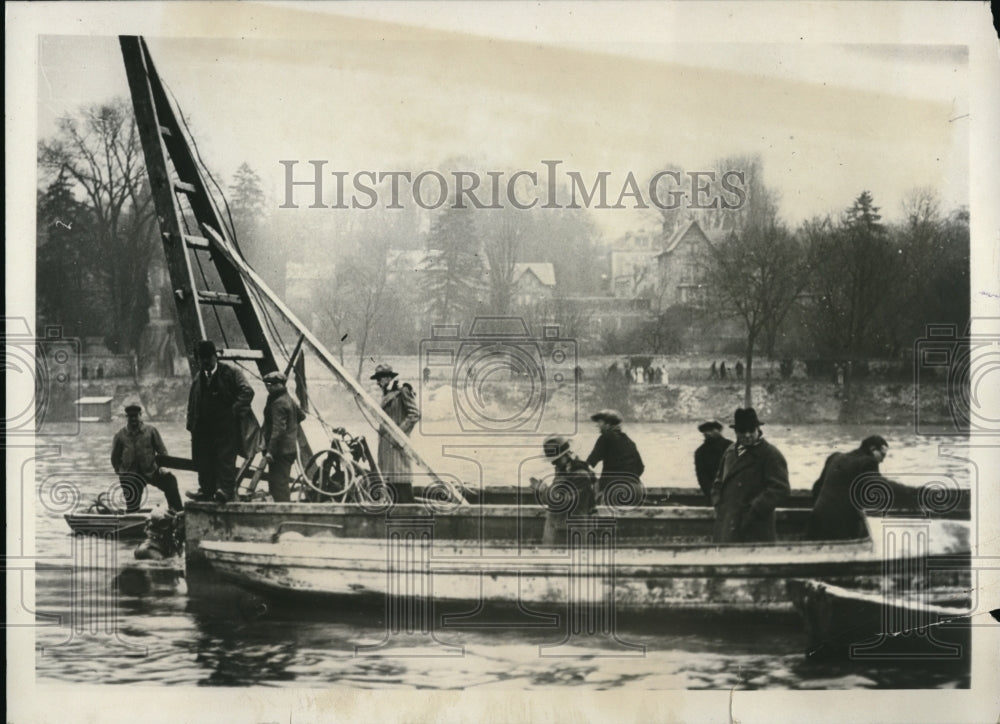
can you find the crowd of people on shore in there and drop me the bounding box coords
[112,339,893,555]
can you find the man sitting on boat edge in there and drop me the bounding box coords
[111,404,182,513]
[531,436,598,546]
[711,407,790,543]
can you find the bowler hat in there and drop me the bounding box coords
[697,420,723,433]
[263,371,287,384]
[196,340,218,358]
[542,435,571,460]
[124,404,142,415]
[730,407,764,432]
[370,363,399,380]
[590,409,623,426]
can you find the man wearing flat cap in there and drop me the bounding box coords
[186,340,255,503]
[585,409,645,504]
[371,363,420,503]
[260,372,306,502]
[111,404,182,512]
[694,421,732,501]
[711,408,790,543]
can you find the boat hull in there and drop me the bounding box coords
[787,578,972,659]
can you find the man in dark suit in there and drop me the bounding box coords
[694,420,732,501]
[186,340,255,503]
[806,435,889,541]
[712,407,790,543]
[260,371,305,503]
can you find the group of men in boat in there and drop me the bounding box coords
[112,340,891,550]
[535,406,892,545]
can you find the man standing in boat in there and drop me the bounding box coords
[372,363,420,504]
[585,409,645,505]
[260,371,306,503]
[532,436,597,545]
[186,340,255,503]
[711,408,790,543]
[111,404,182,513]
[694,420,732,501]
[806,435,890,540]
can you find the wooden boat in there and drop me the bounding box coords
[117,36,973,622]
[194,510,969,613]
[787,578,972,659]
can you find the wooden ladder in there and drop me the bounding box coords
[120,35,278,378]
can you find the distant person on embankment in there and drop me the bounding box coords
[806,435,890,541]
[693,420,732,502]
[711,408,790,543]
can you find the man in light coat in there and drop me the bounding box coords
[372,363,420,504]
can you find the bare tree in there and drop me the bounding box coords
[700,218,808,406]
[38,98,157,354]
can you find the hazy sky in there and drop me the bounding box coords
[35,9,969,239]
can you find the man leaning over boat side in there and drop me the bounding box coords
[694,420,732,502]
[532,436,598,546]
[585,409,646,506]
[806,435,890,541]
[260,371,306,503]
[711,408,790,543]
[186,340,256,504]
[371,363,420,504]
[111,404,182,513]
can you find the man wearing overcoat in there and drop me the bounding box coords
[806,435,889,540]
[711,407,790,543]
[186,340,255,503]
[261,371,306,503]
[372,363,420,504]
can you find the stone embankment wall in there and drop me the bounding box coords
[41,375,955,428]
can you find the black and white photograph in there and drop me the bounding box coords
[6,2,1000,722]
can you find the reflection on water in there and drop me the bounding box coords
[32,422,972,688]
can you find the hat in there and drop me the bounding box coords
[263,371,287,384]
[124,404,142,415]
[542,435,571,460]
[196,340,218,358]
[369,363,399,380]
[590,409,623,426]
[730,407,764,432]
[698,420,723,433]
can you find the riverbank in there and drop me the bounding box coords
[45,375,956,428]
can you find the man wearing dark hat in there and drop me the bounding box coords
[371,363,420,504]
[806,435,890,541]
[111,404,182,512]
[711,408,790,543]
[694,421,732,501]
[531,435,597,545]
[585,409,645,504]
[260,372,306,503]
[186,340,255,503]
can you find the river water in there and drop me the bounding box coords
[31,421,974,689]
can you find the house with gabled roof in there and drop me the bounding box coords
[512,262,556,306]
[653,218,725,311]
